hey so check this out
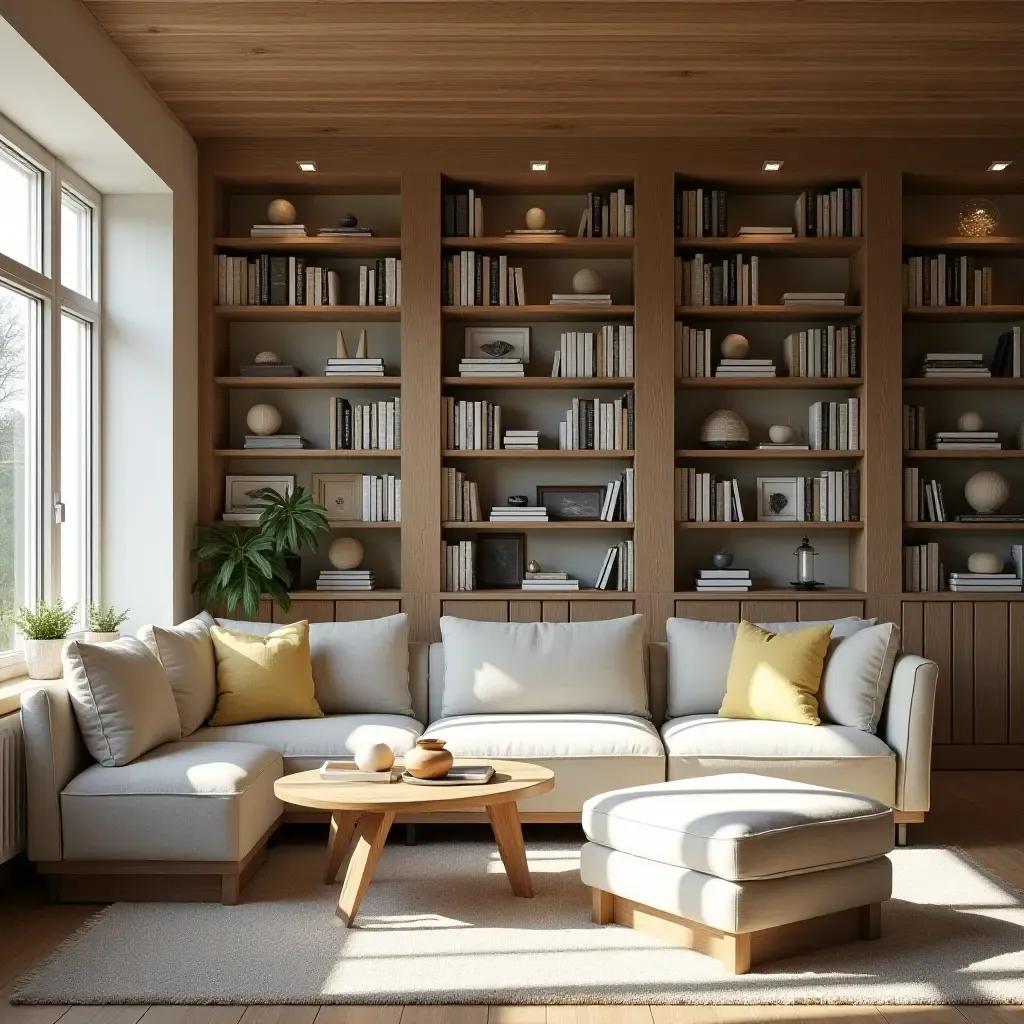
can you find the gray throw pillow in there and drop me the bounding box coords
[138,614,217,736]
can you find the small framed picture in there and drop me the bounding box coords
[464,327,530,363]
[536,485,606,521]
[224,475,294,513]
[757,477,800,522]
[312,473,363,522]
[476,532,525,589]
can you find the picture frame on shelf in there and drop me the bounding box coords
[312,473,363,523]
[536,485,606,521]
[465,326,530,363]
[757,477,800,522]
[224,475,294,514]
[476,532,525,589]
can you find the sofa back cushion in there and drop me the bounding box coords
[438,614,648,718]
[214,613,413,716]
[62,637,182,766]
[666,616,876,718]
[137,614,217,737]
[818,621,901,733]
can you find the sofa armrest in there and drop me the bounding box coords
[21,683,90,862]
[879,653,937,814]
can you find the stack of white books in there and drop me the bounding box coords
[489,505,548,522]
[782,292,847,307]
[696,569,752,592]
[934,430,1001,450]
[459,358,524,378]
[550,293,613,306]
[503,430,540,450]
[325,358,384,377]
[522,575,579,591]
[947,572,1022,593]
[715,359,777,378]
[736,226,794,237]
[250,223,307,237]
[243,434,307,449]
[316,570,375,592]
[921,353,990,378]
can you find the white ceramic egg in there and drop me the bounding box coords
[967,552,1004,574]
[354,742,395,773]
[769,424,795,444]
[958,410,984,432]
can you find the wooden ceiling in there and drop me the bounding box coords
[82,1,1024,138]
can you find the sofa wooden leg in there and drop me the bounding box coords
[720,932,752,975]
[591,887,614,925]
[858,901,882,940]
[220,873,240,905]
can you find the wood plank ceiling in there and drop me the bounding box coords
[82,1,1024,138]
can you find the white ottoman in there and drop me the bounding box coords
[581,773,894,974]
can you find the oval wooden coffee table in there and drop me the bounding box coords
[274,758,554,925]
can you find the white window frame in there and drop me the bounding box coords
[0,112,101,680]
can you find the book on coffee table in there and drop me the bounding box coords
[318,761,398,783]
[402,765,495,786]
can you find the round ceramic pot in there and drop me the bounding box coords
[404,738,454,779]
[84,631,120,644]
[25,639,65,680]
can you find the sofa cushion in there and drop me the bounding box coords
[582,773,894,881]
[188,714,423,773]
[438,615,648,718]
[60,741,282,861]
[819,622,901,733]
[138,615,217,737]
[215,614,413,717]
[666,616,876,718]
[62,636,182,767]
[661,714,896,805]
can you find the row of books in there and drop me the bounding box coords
[809,399,860,451]
[774,471,862,523]
[357,260,402,307]
[675,254,759,307]
[459,358,523,378]
[552,326,635,378]
[794,187,863,238]
[441,467,481,522]
[316,570,375,592]
[557,394,636,451]
[442,190,485,238]
[443,252,526,306]
[442,540,476,592]
[579,189,635,238]
[216,254,340,307]
[328,397,401,450]
[903,255,992,307]
[904,543,942,593]
[357,474,401,523]
[782,326,861,378]
[675,188,729,238]
[675,470,746,522]
[695,569,752,593]
[902,404,927,451]
[441,398,502,450]
[905,544,1024,592]
[676,326,714,378]
[602,469,635,522]
[596,541,635,591]
[904,470,946,523]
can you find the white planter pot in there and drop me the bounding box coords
[25,638,66,680]
[84,631,120,644]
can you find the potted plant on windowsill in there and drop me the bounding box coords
[10,599,77,679]
[85,605,130,644]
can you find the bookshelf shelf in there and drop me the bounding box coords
[441,589,635,600]
[676,305,863,321]
[442,376,634,389]
[215,376,401,389]
[904,450,1024,460]
[678,378,862,390]
[904,521,1024,531]
[903,237,1024,254]
[903,305,1024,322]
[214,236,402,256]
[214,305,401,322]
[675,237,861,256]
[214,449,401,459]
[676,521,863,530]
[443,305,635,322]
[903,378,1024,390]
[443,521,634,530]
[441,236,634,257]
[443,450,634,460]
[674,449,863,460]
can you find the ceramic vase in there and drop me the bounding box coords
[84,631,119,644]
[405,738,454,779]
[25,639,65,679]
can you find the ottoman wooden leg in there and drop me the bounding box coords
[591,887,614,924]
[858,901,882,939]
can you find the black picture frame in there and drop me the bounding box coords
[476,532,525,589]
[537,485,606,521]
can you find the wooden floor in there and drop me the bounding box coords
[3,772,1024,1024]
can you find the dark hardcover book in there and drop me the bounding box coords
[727,255,737,305]
[322,268,330,305]
[474,253,484,306]
[269,256,289,305]
[295,257,307,306]
[950,256,960,307]
[717,189,727,237]
[923,256,932,307]
[711,265,723,307]
[454,194,469,237]
[489,257,500,304]
[486,403,494,450]
[992,331,1011,376]
[674,190,682,237]
[442,195,456,237]
[806,190,817,238]
[584,400,594,450]
[591,192,603,238]
[443,258,452,305]
[945,257,954,307]
[850,469,860,521]
[849,325,860,377]
[259,254,270,305]
[805,476,813,521]
[702,191,711,236]
[967,256,976,306]
[843,187,853,237]
[626,391,635,449]
[375,260,385,305]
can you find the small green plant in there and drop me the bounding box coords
[13,598,78,640]
[251,485,330,555]
[88,604,130,633]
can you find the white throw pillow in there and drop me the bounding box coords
[214,613,413,716]
[666,616,876,718]
[818,622,901,733]
[63,636,182,766]
[138,614,217,737]
[439,614,648,718]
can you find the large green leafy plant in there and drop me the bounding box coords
[251,486,330,556]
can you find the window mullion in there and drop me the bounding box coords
[45,160,61,605]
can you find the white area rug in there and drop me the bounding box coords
[14,840,1024,1005]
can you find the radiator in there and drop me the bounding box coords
[0,714,26,864]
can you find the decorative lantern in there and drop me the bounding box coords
[792,536,822,590]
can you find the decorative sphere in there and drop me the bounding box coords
[527,559,541,573]
[965,470,1010,514]
[254,351,281,366]
[246,403,281,436]
[339,212,358,228]
[968,551,1005,574]
[721,333,750,359]
[266,198,297,225]
[957,198,1000,238]
[572,268,604,295]
[712,550,734,569]
[699,409,750,449]
[769,424,795,444]
[525,207,547,230]
[958,410,984,432]
[354,742,394,773]
[328,537,364,570]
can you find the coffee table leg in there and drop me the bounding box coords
[324,810,360,884]
[337,811,395,925]
[487,800,533,898]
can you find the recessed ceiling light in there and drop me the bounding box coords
[297,160,318,172]
[762,160,784,172]
[530,160,549,172]
[988,160,1012,172]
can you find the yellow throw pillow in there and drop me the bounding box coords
[719,620,833,726]
[209,621,323,726]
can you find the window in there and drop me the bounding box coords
[0,115,100,675]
